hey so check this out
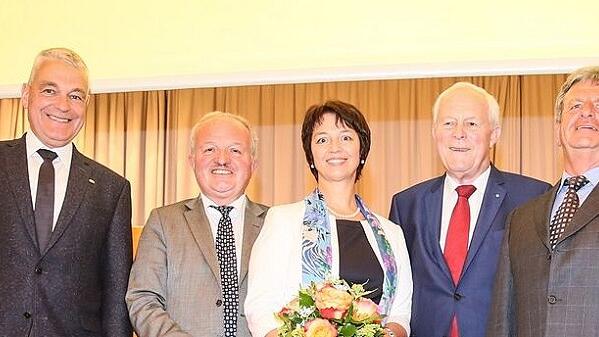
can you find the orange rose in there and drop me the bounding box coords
[351,298,381,323]
[305,318,338,337]
[315,285,353,319]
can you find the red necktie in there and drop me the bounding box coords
[444,184,476,337]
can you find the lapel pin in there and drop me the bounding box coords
[495,193,500,198]
[88,178,96,184]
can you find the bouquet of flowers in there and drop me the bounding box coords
[276,279,385,337]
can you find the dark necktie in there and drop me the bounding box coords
[549,175,590,249]
[35,149,58,252]
[211,205,239,337]
[444,184,476,337]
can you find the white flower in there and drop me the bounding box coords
[299,307,314,318]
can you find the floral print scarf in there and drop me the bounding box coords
[301,189,398,316]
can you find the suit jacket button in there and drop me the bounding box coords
[35,266,43,274]
[216,299,223,307]
[548,295,557,304]
[23,312,31,319]
[453,292,463,301]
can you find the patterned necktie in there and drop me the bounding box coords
[211,205,239,337]
[549,175,590,249]
[35,149,57,252]
[444,184,476,337]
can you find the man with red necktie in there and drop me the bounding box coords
[390,82,550,337]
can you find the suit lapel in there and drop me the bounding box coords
[558,183,599,245]
[184,197,221,283]
[2,137,37,249]
[424,176,453,282]
[462,167,506,274]
[533,183,560,250]
[44,147,93,255]
[239,199,265,284]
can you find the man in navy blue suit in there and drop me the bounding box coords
[389,82,550,337]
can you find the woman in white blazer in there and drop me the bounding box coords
[245,100,412,337]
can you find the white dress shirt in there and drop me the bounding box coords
[439,166,491,251]
[26,132,73,230]
[201,193,247,276]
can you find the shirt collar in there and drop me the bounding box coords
[559,166,599,189]
[25,131,73,164]
[445,165,491,193]
[201,193,247,219]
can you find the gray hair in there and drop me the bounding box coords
[189,111,258,158]
[432,82,501,128]
[555,66,599,122]
[29,48,89,83]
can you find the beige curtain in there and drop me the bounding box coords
[0,74,567,237]
[0,95,28,137]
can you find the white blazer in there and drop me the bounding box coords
[244,200,412,337]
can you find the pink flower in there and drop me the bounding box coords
[351,298,381,323]
[318,307,344,320]
[315,285,353,319]
[305,318,338,337]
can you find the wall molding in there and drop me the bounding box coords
[2,57,598,99]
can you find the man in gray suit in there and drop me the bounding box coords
[0,48,133,336]
[487,66,599,337]
[127,111,268,337]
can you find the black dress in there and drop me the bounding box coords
[337,219,384,304]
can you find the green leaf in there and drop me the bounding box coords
[339,323,357,337]
[299,291,314,307]
[345,304,354,323]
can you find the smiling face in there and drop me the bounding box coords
[310,113,361,184]
[556,80,599,171]
[433,87,500,183]
[188,117,256,205]
[21,58,88,148]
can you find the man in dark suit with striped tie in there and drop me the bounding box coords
[0,48,133,337]
[487,66,599,337]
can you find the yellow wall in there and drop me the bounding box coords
[2,0,599,91]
